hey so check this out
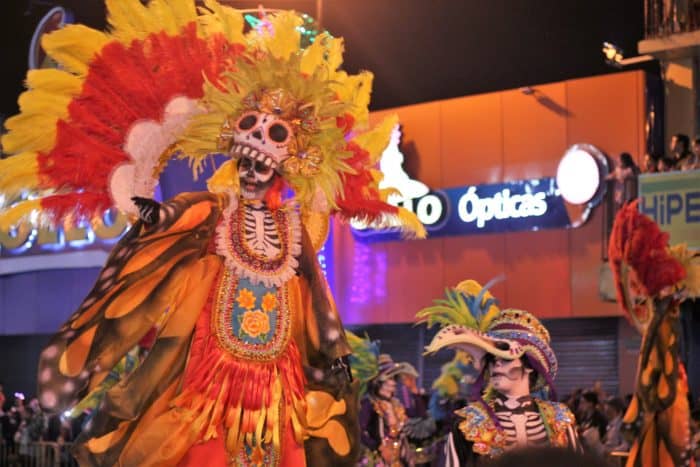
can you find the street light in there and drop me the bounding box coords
[602,42,654,67]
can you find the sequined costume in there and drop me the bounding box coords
[0,2,425,465]
[358,355,411,467]
[416,280,579,466]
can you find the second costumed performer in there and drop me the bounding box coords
[416,280,580,466]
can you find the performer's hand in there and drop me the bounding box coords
[331,355,353,383]
[131,196,160,225]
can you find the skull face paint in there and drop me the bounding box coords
[230,111,292,170]
[487,357,532,397]
[238,156,277,200]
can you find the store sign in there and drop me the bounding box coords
[352,142,607,241]
[352,178,571,241]
[0,209,129,275]
[638,170,700,250]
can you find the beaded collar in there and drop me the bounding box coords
[215,194,302,288]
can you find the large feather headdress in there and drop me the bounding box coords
[0,0,425,242]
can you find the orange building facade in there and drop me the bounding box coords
[332,70,646,325]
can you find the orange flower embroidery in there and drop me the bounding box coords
[250,445,266,465]
[240,310,270,338]
[236,288,256,310]
[261,292,277,312]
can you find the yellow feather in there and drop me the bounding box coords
[455,279,501,331]
[206,159,239,193]
[331,71,373,128]
[25,69,82,96]
[300,33,326,75]
[0,152,40,197]
[17,90,73,117]
[147,0,195,36]
[159,0,197,32]
[3,113,62,154]
[396,206,427,239]
[0,199,42,231]
[41,25,109,75]
[669,244,700,297]
[198,0,245,44]
[324,36,344,73]
[351,114,398,163]
[2,69,81,155]
[105,0,152,42]
[263,11,301,60]
[379,188,401,201]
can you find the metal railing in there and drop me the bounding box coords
[0,441,78,467]
[644,0,700,38]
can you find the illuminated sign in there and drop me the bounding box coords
[353,177,570,240]
[638,169,700,250]
[378,125,430,203]
[353,142,608,241]
[0,210,130,275]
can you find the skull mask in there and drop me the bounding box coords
[230,111,293,171]
[237,156,277,200]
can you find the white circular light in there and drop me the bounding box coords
[556,147,600,205]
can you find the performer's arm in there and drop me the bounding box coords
[359,398,380,451]
[444,422,475,467]
[297,227,352,364]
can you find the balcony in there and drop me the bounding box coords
[640,0,700,58]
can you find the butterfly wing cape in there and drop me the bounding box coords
[608,201,699,467]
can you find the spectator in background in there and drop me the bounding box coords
[601,397,629,455]
[679,136,700,171]
[578,391,608,454]
[592,381,608,404]
[606,152,640,212]
[657,156,674,172]
[643,153,659,173]
[669,133,692,170]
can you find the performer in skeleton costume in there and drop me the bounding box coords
[608,201,699,467]
[358,354,412,467]
[416,280,579,466]
[345,332,420,466]
[0,1,425,465]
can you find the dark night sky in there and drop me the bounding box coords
[0,0,644,117]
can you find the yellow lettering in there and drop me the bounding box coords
[93,210,129,240]
[0,222,33,250]
[64,225,88,243]
[37,226,60,246]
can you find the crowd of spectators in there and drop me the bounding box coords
[2,375,700,466]
[562,382,700,466]
[605,132,699,222]
[0,382,83,466]
[644,133,700,173]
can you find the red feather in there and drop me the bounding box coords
[37,23,244,219]
[608,200,686,298]
[334,141,398,223]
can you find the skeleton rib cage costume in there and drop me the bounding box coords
[0,1,425,465]
[416,280,579,466]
